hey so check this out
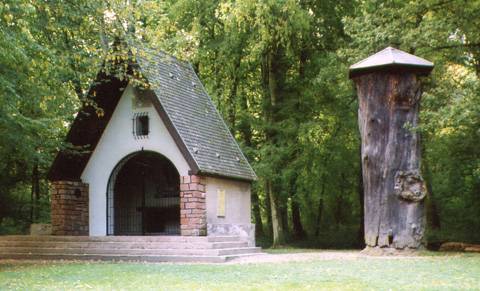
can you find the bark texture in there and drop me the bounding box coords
[268,180,285,246]
[353,72,427,249]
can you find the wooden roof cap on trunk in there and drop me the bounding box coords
[349,47,434,78]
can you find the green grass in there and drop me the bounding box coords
[0,252,479,290]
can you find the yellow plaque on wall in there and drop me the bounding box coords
[217,189,226,217]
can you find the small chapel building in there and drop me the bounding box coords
[47,43,257,246]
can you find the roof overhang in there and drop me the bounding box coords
[349,47,434,78]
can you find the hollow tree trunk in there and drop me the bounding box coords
[353,72,427,249]
[357,144,365,247]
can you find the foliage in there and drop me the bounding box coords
[0,0,479,247]
[0,0,85,232]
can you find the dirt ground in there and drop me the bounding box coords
[0,250,470,266]
[226,249,435,264]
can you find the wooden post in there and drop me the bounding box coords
[349,47,433,250]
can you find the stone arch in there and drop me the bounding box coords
[106,150,180,235]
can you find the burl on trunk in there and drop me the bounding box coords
[349,47,433,249]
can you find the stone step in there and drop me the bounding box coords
[0,246,260,257]
[0,240,248,250]
[0,252,229,263]
[207,236,245,243]
[210,242,249,249]
[0,235,262,263]
[224,252,267,262]
[217,247,262,256]
[0,235,243,243]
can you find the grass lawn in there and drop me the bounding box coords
[0,251,479,290]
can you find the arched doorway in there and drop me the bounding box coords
[106,151,180,235]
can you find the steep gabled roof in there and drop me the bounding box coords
[48,43,257,182]
[135,46,256,181]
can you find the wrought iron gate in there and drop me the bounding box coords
[106,151,180,235]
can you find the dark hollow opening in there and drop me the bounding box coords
[388,233,394,246]
[113,151,180,235]
[136,115,149,136]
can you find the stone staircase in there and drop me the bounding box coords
[0,235,262,263]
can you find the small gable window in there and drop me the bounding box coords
[133,112,149,138]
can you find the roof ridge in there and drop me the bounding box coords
[387,47,395,64]
[127,38,191,67]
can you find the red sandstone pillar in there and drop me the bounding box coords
[50,181,89,235]
[180,175,207,236]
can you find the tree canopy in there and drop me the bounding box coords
[0,0,479,247]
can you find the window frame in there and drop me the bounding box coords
[132,112,149,139]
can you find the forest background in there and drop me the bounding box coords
[1,0,479,248]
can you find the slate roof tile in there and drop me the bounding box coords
[135,45,256,181]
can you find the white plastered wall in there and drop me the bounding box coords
[205,177,251,225]
[205,177,254,245]
[80,84,190,235]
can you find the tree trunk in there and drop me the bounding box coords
[237,81,263,237]
[353,72,427,249]
[288,49,308,241]
[333,173,348,229]
[268,180,285,247]
[251,188,264,237]
[227,55,242,129]
[279,196,289,239]
[261,49,286,246]
[30,162,40,223]
[423,157,441,230]
[291,198,304,239]
[289,174,305,239]
[314,181,325,237]
[264,183,273,239]
[30,178,35,224]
